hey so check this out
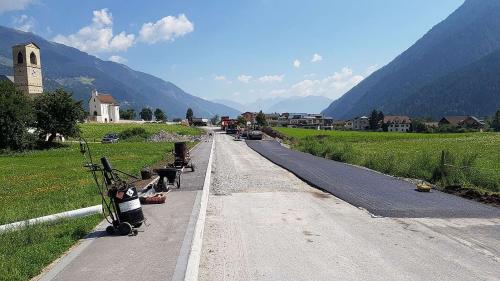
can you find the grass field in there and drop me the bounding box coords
[0,123,202,280]
[77,122,201,141]
[274,127,500,193]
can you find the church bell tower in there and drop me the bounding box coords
[12,42,43,97]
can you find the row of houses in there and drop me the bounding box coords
[241,112,334,129]
[240,111,486,132]
[341,115,484,131]
[345,115,412,132]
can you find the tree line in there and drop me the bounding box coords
[0,81,85,151]
[120,107,167,121]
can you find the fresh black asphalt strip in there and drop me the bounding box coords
[246,140,500,218]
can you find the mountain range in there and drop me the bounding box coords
[322,0,500,119]
[213,95,332,114]
[0,26,240,119]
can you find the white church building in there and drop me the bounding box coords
[88,90,120,123]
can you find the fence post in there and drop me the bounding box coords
[440,150,446,185]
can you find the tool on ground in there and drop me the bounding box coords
[79,138,145,236]
[416,182,432,192]
[170,142,195,172]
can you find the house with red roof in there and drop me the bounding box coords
[383,115,412,132]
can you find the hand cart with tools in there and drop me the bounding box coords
[79,139,145,236]
[170,142,195,172]
[153,167,181,191]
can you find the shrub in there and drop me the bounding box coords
[119,127,149,140]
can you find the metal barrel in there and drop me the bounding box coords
[113,186,145,227]
[174,142,187,158]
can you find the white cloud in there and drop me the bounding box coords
[311,53,323,63]
[237,75,252,83]
[0,0,34,13]
[214,75,227,81]
[53,8,135,54]
[293,59,301,68]
[259,74,284,83]
[289,67,364,99]
[13,14,35,32]
[93,8,113,26]
[108,55,127,64]
[139,14,194,44]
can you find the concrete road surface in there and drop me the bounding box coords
[199,132,500,281]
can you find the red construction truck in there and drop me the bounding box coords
[221,116,238,134]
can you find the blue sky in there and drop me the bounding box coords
[1,0,464,103]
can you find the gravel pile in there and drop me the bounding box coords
[148,130,204,142]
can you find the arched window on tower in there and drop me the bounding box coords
[17,52,23,64]
[30,52,37,65]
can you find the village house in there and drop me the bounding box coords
[352,116,369,130]
[241,112,256,124]
[344,120,353,129]
[383,115,412,132]
[264,113,281,126]
[288,113,333,129]
[88,90,120,123]
[439,116,484,129]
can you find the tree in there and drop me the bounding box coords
[33,89,86,142]
[210,114,220,125]
[140,108,153,121]
[120,108,136,120]
[0,81,34,150]
[154,108,167,122]
[377,111,384,125]
[185,108,194,123]
[369,109,384,130]
[410,119,428,133]
[237,116,247,126]
[491,109,500,132]
[255,110,267,127]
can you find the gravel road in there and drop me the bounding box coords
[199,132,500,281]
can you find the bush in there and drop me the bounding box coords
[118,127,149,140]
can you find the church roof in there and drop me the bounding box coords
[96,94,118,105]
[13,42,40,49]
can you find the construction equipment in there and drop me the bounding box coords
[248,130,263,140]
[171,142,195,172]
[153,167,181,191]
[79,139,145,236]
[221,116,238,134]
